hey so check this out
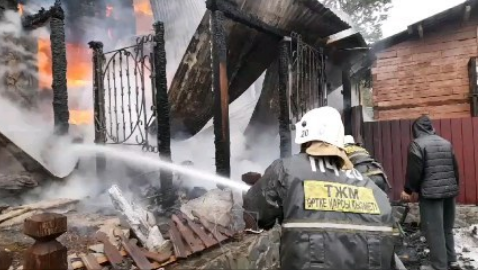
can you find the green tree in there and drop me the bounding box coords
[321,0,392,42]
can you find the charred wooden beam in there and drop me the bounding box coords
[464,4,472,22]
[89,41,107,177]
[278,40,291,158]
[22,7,51,30]
[23,213,68,270]
[153,21,175,208]
[50,0,69,135]
[211,10,231,177]
[468,57,478,117]
[342,66,352,135]
[206,0,287,39]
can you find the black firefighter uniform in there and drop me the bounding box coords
[243,153,397,269]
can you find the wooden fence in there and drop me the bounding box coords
[363,117,478,205]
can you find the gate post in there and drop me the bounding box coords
[89,41,107,178]
[153,21,175,208]
[210,4,231,177]
[278,39,291,158]
[50,0,69,135]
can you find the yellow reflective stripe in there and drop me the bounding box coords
[365,170,383,176]
[282,222,394,233]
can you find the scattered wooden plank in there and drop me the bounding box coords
[168,221,191,259]
[96,232,125,269]
[178,213,217,248]
[215,224,234,237]
[195,215,228,243]
[122,239,153,270]
[0,208,31,224]
[80,253,103,270]
[171,215,205,253]
[140,248,171,264]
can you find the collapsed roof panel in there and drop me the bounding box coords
[166,0,355,137]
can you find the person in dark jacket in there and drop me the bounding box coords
[344,135,391,193]
[243,106,398,270]
[401,115,460,270]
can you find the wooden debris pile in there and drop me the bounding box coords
[64,211,236,270]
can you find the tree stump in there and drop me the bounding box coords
[23,213,68,270]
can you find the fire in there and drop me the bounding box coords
[18,4,24,15]
[70,110,93,125]
[133,0,153,16]
[37,38,92,89]
[106,5,114,18]
[133,0,154,34]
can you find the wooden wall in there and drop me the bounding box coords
[372,20,478,121]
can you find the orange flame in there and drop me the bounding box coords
[18,4,24,15]
[106,5,113,18]
[133,0,153,34]
[70,110,94,125]
[133,0,153,16]
[38,38,92,89]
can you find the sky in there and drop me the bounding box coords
[381,0,466,38]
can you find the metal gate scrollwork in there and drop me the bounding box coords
[96,34,159,152]
[288,33,327,124]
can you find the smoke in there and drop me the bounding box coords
[0,2,285,210]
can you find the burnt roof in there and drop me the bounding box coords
[372,0,478,53]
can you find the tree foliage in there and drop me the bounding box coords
[321,0,392,42]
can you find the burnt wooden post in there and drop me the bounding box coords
[153,21,175,207]
[23,213,68,270]
[278,39,291,158]
[210,4,231,177]
[50,0,69,135]
[342,65,352,135]
[89,41,107,178]
[468,57,478,117]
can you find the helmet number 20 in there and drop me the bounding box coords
[301,129,309,138]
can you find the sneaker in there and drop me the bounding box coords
[449,262,461,270]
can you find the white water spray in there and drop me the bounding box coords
[70,144,252,192]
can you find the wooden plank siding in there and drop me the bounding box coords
[363,117,478,204]
[372,19,478,121]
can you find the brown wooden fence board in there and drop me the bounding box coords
[363,116,478,204]
[382,121,395,197]
[450,118,465,203]
[373,122,383,165]
[364,123,374,157]
[473,118,478,204]
[390,120,403,200]
[462,117,475,204]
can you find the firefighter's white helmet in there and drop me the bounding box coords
[344,135,355,145]
[294,106,345,149]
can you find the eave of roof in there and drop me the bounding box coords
[371,0,478,53]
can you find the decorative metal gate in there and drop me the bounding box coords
[94,35,159,152]
[288,33,327,124]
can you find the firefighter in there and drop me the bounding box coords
[344,135,391,193]
[243,106,397,270]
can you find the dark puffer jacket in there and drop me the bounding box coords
[404,116,459,199]
[243,153,397,270]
